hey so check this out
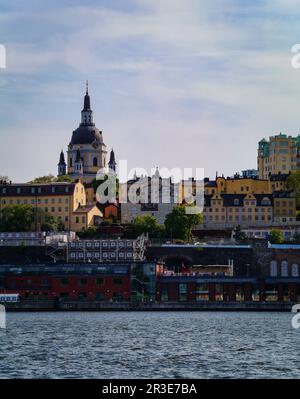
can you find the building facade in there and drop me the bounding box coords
[120,171,177,224]
[257,133,300,179]
[202,191,296,228]
[0,181,102,232]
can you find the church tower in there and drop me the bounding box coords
[67,82,107,182]
[57,150,66,176]
[108,148,117,173]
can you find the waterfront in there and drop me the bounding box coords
[0,312,300,378]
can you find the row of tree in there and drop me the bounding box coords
[0,203,202,240]
[0,205,64,232]
[132,205,202,241]
[234,225,300,244]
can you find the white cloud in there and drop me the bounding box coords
[1,0,300,181]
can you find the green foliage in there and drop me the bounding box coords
[77,226,98,239]
[164,205,202,241]
[293,232,300,244]
[56,175,72,182]
[40,214,64,232]
[0,175,10,182]
[133,215,165,238]
[92,174,119,203]
[0,204,35,232]
[29,174,56,184]
[287,172,300,209]
[29,174,72,184]
[269,229,284,244]
[233,225,247,242]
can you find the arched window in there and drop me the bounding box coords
[69,158,73,167]
[281,260,288,277]
[270,260,277,277]
[292,264,299,277]
[234,198,239,206]
[93,157,98,167]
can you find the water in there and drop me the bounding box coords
[0,311,300,379]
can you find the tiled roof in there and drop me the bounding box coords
[73,204,102,215]
[0,182,76,197]
[204,193,274,207]
[269,173,290,181]
[273,190,294,198]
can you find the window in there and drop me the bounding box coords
[270,260,277,277]
[292,264,299,277]
[113,278,122,286]
[79,278,87,286]
[93,157,98,167]
[281,261,288,277]
[61,278,69,286]
[96,278,104,285]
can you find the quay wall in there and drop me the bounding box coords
[3,300,294,312]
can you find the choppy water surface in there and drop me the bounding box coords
[0,311,300,378]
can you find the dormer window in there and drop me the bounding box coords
[261,197,271,206]
[233,198,239,206]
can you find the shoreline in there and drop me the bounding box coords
[3,300,294,312]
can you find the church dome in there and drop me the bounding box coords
[70,125,103,145]
[70,82,104,146]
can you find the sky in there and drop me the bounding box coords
[1,0,300,182]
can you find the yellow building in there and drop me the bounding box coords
[204,176,271,195]
[273,192,296,224]
[202,191,296,228]
[257,133,300,179]
[0,181,102,232]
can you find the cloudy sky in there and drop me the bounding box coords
[1,0,300,182]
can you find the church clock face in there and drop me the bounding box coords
[92,142,99,149]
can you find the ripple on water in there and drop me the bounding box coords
[0,311,299,378]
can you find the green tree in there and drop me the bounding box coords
[164,205,202,241]
[56,175,72,182]
[29,174,56,184]
[40,214,63,232]
[0,175,10,183]
[233,225,247,242]
[287,172,300,209]
[269,229,284,244]
[0,204,35,232]
[92,174,119,201]
[77,226,98,239]
[293,232,300,244]
[133,215,165,238]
